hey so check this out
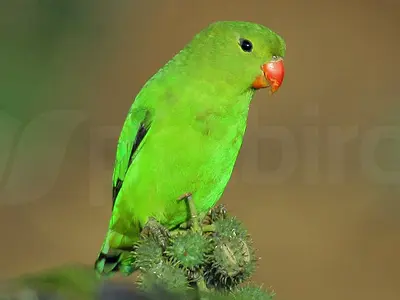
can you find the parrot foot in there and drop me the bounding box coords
[205,204,228,224]
[178,211,208,230]
[169,228,187,237]
[177,192,202,234]
[212,204,228,219]
[141,217,170,249]
[201,224,216,232]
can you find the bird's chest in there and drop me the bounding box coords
[153,99,249,188]
[192,106,246,140]
[154,109,247,180]
[186,110,247,183]
[148,108,249,225]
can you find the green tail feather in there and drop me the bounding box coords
[94,250,137,278]
[94,225,142,277]
[94,252,119,277]
[94,234,137,278]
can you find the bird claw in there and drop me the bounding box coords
[141,217,170,249]
[202,204,228,226]
[208,204,227,221]
[178,221,191,230]
[177,194,228,234]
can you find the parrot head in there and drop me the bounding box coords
[181,21,286,95]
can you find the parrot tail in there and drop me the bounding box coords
[94,251,120,277]
[94,248,136,278]
[94,233,137,278]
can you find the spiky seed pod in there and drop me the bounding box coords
[199,286,274,300]
[204,235,256,290]
[165,231,212,271]
[137,262,190,294]
[213,216,248,240]
[198,290,232,300]
[230,285,276,300]
[185,269,203,283]
[133,236,164,271]
[203,215,256,289]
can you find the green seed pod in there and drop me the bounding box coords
[231,285,276,300]
[137,262,190,294]
[165,231,212,271]
[204,235,256,289]
[133,236,164,271]
[213,216,248,240]
[198,290,232,300]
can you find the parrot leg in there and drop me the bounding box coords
[178,211,208,230]
[141,217,170,249]
[178,192,202,234]
[177,198,228,234]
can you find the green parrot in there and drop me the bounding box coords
[95,21,286,276]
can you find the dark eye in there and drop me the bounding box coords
[239,38,253,52]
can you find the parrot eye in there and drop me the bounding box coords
[239,38,253,52]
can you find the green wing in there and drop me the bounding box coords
[94,103,153,277]
[111,105,152,209]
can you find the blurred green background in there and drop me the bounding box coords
[1,0,400,299]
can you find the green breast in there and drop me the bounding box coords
[156,93,253,228]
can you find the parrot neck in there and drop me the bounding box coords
[158,48,257,101]
[140,52,257,120]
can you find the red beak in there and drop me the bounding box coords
[252,58,285,94]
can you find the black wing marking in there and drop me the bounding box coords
[111,122,150,209]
